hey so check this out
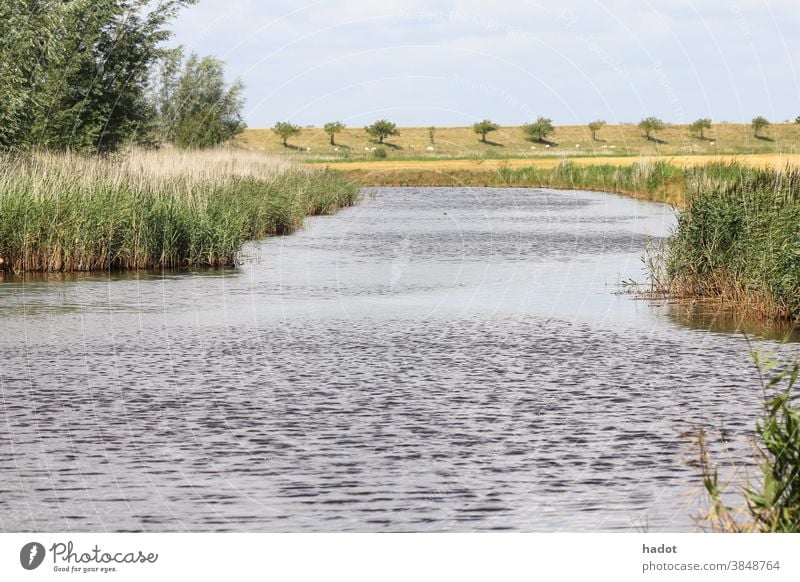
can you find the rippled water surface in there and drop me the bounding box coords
[1,187,797,532]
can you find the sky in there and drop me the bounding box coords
[169,0,800,128]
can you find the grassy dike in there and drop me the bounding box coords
[335,159,800,321]
[0,149,357,272]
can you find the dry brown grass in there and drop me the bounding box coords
[26,147,297,188]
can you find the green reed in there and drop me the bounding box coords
[0,151,357,272]
[666,163,800,320]
[694,354,800,532]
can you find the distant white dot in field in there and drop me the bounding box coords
[531,146,536,149]
[364,147,369,151]
[306,147,311,151]
[603,145,608,148]
[427,146,434,151]
[334,147,339,152]
[545,144,550,148]
[710,141,715,145]
[371,147,376,151]
[575,144,580,148]
[610,145,616,148]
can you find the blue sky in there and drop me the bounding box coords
[170,0,800,128]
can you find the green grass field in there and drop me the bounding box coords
[238,122,800,162]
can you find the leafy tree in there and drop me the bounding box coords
[272,122,301,146]
[639,117,665,140]
[523,117,555,142]
[365,120,398,144]
[156,51,246,149]
[752,116,770,137]
[428,126,436,144]
[323,121,345,145]
[150,47,185,143]
[588,120,606,141]
[796,116,800,125]
[472,120,499,143]
[0,1,60,149]
[0,0,196,152]
[689,118,712,140]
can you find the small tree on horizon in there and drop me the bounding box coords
[689,118,712,140]
[428,126,436,144]
[473,120,499,143]
[795,115,800,125]
[639,117,665,140]
[323,121,345,145]
[365,120,398,144]
[752,116,770,137]
[523,117,554,143]
[588,120,606,141]
[273,121,301,146]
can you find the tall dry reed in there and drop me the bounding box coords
[0,149,357,272]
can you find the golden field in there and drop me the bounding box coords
[312,153,800,173]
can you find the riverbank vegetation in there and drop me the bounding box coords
[0,149,357,272]
[664,164,800,321]
[336,159,687,205]
[693,354,800,532]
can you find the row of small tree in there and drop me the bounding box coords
[273,120,398,146]
[272,116,788,148]
[473,118,556,143]
[639,117,773,140]
[476,117,777,143]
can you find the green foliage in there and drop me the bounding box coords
[373,147,388,158]
[689,118,712,139]
[323,121,346,145]
[796,116,800,125]
[0,1,60,149]
[365,120,399,144]
[665,163,800,319]
[472,120,499,143]
[587,120,606,140]
[272,122,302,146]
[155,51,246,149]
[522,117,555,142]
[695,354,800,532]
[0,0,196,152]
[752,116,770,137]
[638,117,665,140]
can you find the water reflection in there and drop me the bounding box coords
[661,301,800,343]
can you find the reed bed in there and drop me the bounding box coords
[665,163,800,321]
[0,149,357,272]
[497,160,686,205]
